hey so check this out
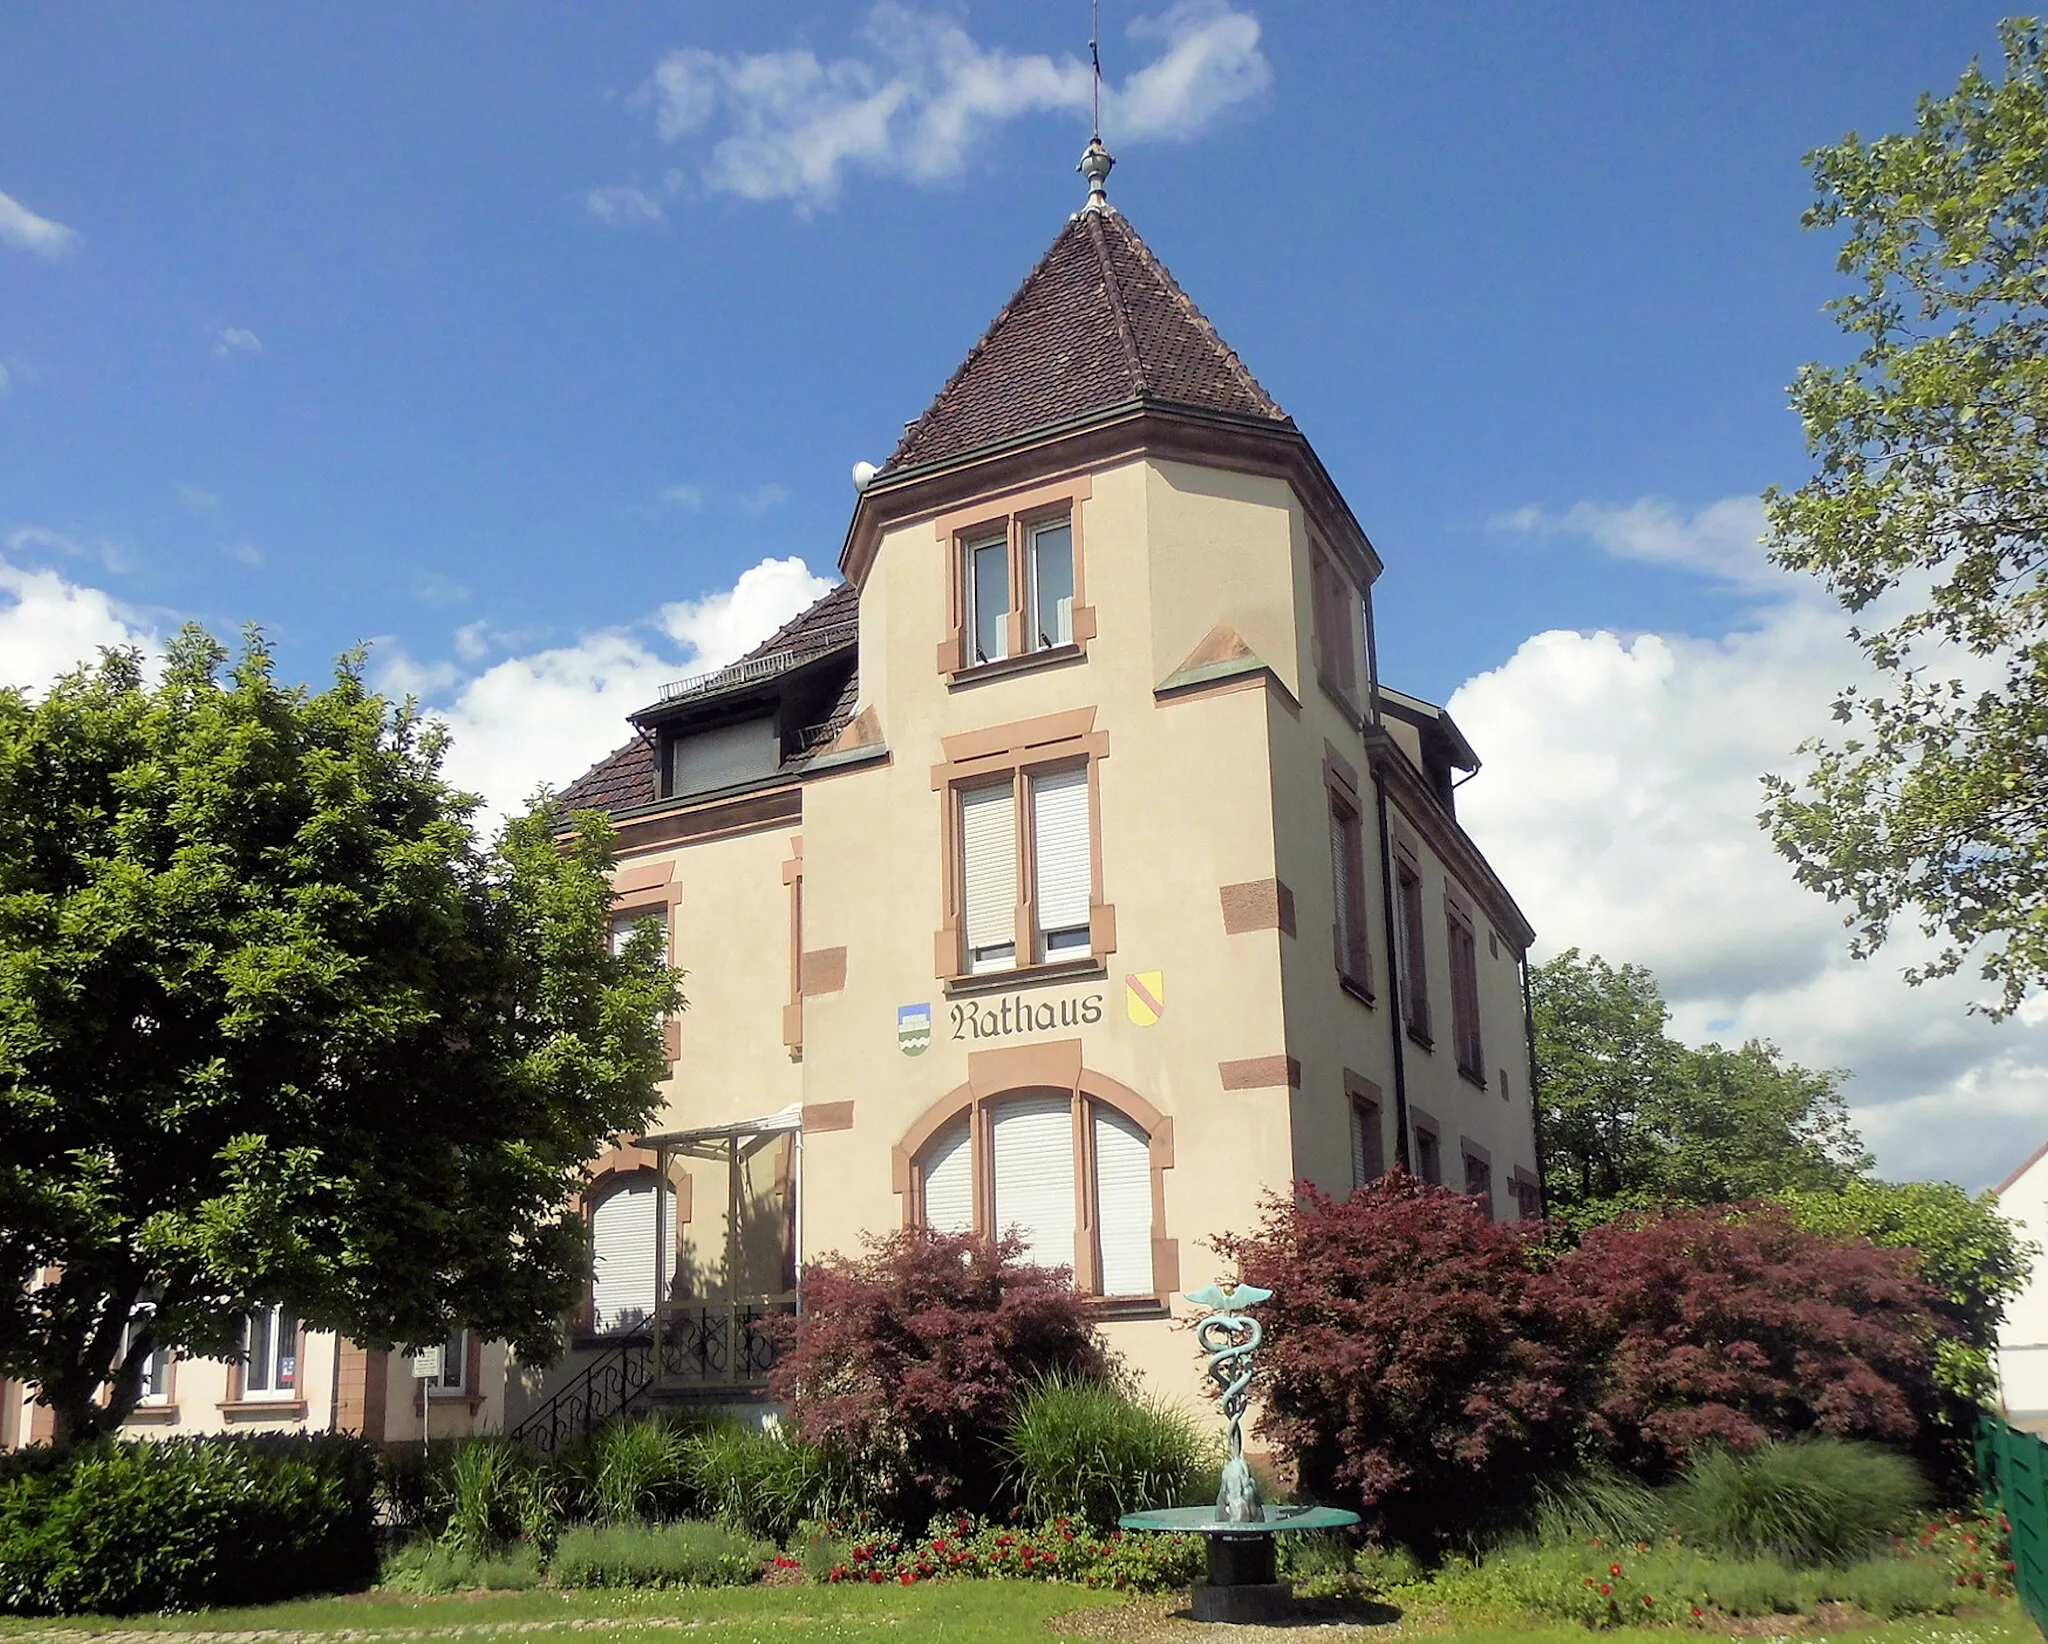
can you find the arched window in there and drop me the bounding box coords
[589,1174,677,1335]
[908,1087,1163,1299]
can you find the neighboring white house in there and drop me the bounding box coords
[1994,1139,2048,1435]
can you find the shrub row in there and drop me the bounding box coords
[798,1512,1205,1591]
[0,1434,379,1616]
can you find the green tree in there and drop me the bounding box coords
[0,630,680,1441]
[1533,949,1869,1226]
[1780,1177,2034,1410]
[1764,21,2048,1016]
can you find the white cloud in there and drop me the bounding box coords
[9,523,136,576]
[405,555,835,828]
[587,185,665,225]
[657,555,833,667]
[660,484,707,510]
[1493,495,1788,592]
[178,484,222,512]
[220,539,263,567]
[649,1,1269,208]
[0,188,80,258]
[0,553,154,693]
[212,327,262,359]
[1449,495,2048,1191]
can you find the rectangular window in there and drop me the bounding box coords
[667,715,779,800]
[244,1306,298,1398]
[1397,860,1431,1042]
[428,1327,469,1397]
[1512,1175,1543,1220]
[1031,766,1091,960]
[119,1307,170,1406]
[1311,550,1359,700]
[1329,798,1370,989]
[960,781,1019,973]
[966,534,1009,666]
[611,908,670,1036]
[1414,1128,1442,1186]
[1349,1097,1384,1190]
[1464,1153,1494,1219]
[1447,901,1484,1081]
[1028,519,1075,651]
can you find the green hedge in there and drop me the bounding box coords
[0,1434,379,1616]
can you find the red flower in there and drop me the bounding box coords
[1610,1564,1623,1577]
[1642,1595,1654,1607]
[1599,1583,1612,1596]
[899,1571,916,1586]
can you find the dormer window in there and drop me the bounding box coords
[665,715,778,801]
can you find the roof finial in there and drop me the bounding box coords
[1079,136,1114,212]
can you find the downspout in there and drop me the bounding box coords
[1522,957,1548,1217]
[1362,585,1412,1172]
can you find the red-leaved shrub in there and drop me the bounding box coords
[1215,1174,1578,1551]
[1536,1201,1947,1473]
[1216,1182,1953,1550]
[771,1228,1109,1519]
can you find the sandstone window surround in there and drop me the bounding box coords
[1346,1069,1386,1190]
[1391,818,1432,1049]
[1309,539,1367,716]
[932,708,1115,985]
[222,1305,307,1419]
[934,475,1097,683]
[893,1045,1176,1306]
[1410,1106,1443,1187]
[610,858,683,1063]
[1461,1135,1495,1221]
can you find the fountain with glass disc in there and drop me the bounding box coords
[1118,1281,1359,1623]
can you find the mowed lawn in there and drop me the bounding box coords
[0,1586,2034,1644]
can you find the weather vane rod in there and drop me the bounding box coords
[1090,0,1102,140]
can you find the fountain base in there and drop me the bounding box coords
[1118,1503,1360,1625]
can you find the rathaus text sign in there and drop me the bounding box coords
[897,972,1161,1056]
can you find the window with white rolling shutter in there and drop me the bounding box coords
[916,1091,1161,1297]
[921,1120,975,1235]
[590,1177,675,1335]
[961,782,1018,973]
[1031,767,1090,959]
[991,1096,1076,1276]
[1093,1108,1153,1296]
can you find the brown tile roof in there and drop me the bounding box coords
[556,583,861,817]
[884,206,1290,474]
[556,734,656,815]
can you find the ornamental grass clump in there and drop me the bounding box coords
[681,1421,854,1543]
[587,1416,690,1525]
[1665,1438,1928,1565]
[440,1438,533,1557]
[550,1520,770,1589]
[1002,1372,1218,1531]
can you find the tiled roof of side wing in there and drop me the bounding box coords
[738,580,859,663]
[882,208,1289,474]
[556,735,656,814]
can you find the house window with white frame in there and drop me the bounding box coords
[957,765,1092,973]
[956,510,1078,671]
[118,1305,171,1407]
[243,1305,299,1399]
[965,532,1009,666]
[427,1326,469,1398]
[1026,517,1074,650]
[915,1091,1155,1298]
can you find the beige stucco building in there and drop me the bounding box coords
[1993,1139,2048,1435]
[501,157,1543,1442]
[5,155,1541,1451]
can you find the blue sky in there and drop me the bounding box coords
[4,3,2043,1190]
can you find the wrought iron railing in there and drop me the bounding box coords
[507,1300,797,1454]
